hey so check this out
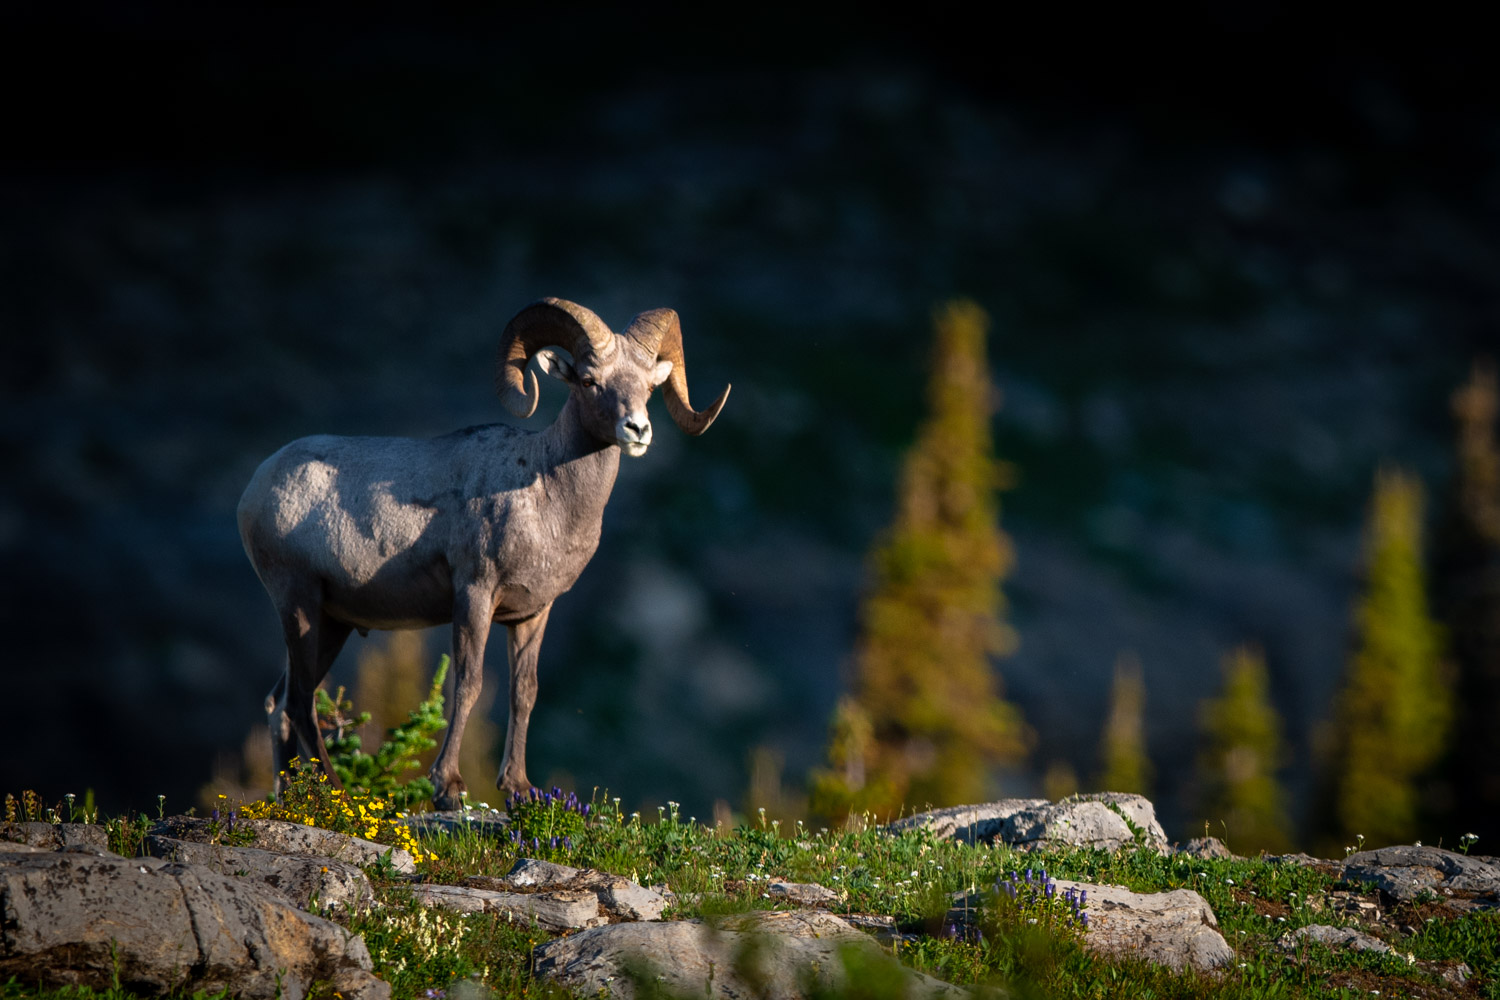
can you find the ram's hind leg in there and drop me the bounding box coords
[272,599,353,794]
[266,670,294,781]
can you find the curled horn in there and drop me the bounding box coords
[625,308,731,435]
[495,298,616,418]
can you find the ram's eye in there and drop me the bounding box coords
[579,376,597,389]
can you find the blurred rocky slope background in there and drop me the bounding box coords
[2,8,1495,842]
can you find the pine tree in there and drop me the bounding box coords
[810,300,1030,821]
[1095,654,1151,795]
[1324,467,1451,849]
[1196,645,1290,854]
[1434,360,1500,846]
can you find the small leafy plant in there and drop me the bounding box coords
[991,866,1089,933]
[315,656,451,816]
[504,786,591,859]
[204,796,256,847]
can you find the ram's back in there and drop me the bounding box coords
[236,426,540,629]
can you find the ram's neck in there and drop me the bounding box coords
[536,395,621,521]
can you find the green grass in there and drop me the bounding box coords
[5,794,1496,998]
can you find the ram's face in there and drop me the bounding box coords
[537,339,673,456]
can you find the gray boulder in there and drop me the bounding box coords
[1343,845,1500,902]
[1177,837,1235,859]
[1004,793,1169,852]
[144,835,374,913]
[1279,924,1392,954]
[0,822,109,852]
[889,799,1048,844]
[532,910,965,999]
[151,816,415,874]
[1052,878,1234,972]
[0,850,388,1000]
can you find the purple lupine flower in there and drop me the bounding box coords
[212,808,220,822]
[564,836,573,850]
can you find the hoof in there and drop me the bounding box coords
[496,776,533,801]
[432,787,467,812]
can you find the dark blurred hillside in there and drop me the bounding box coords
[2,9,1496,839]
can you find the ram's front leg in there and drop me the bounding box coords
[496,603,552,798]
[429,586,493,811]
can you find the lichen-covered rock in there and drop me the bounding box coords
[1279,924,1392,954]
[501,857,581,888]
[0,822,109,853]
[144,835,374,913]
[1052,878,1233,972]
[1342,845,1500,902]
[889,799,1048,844]
[1004,793,1169,852]
[0,850,388,1000]
[151,816,415,874]
[532,911,965,999]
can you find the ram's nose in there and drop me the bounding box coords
[616,414,652,456]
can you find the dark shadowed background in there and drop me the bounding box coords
[2,7,1495,841]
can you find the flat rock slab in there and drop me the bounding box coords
[0,850,387,1000]
[1280,924,1392,954]
[461,858,668,921]
[401,809,508,839]
[1005,794,1170,852]
[532,912,965,999]
[1053,878,1234,972]
[1343,845,1500,902]
[411,883,603,930]
[0,822,109,852]
[889,799,1048,844]
[768,880,841,907]
[145,835,374,913]
[152,816,415,875]
[0,841,46,854]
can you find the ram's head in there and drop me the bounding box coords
[496,298,730,456]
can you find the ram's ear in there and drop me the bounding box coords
[650,359,674,388]
[535,348,576,383]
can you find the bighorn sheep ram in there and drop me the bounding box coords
[237,298,729,809]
